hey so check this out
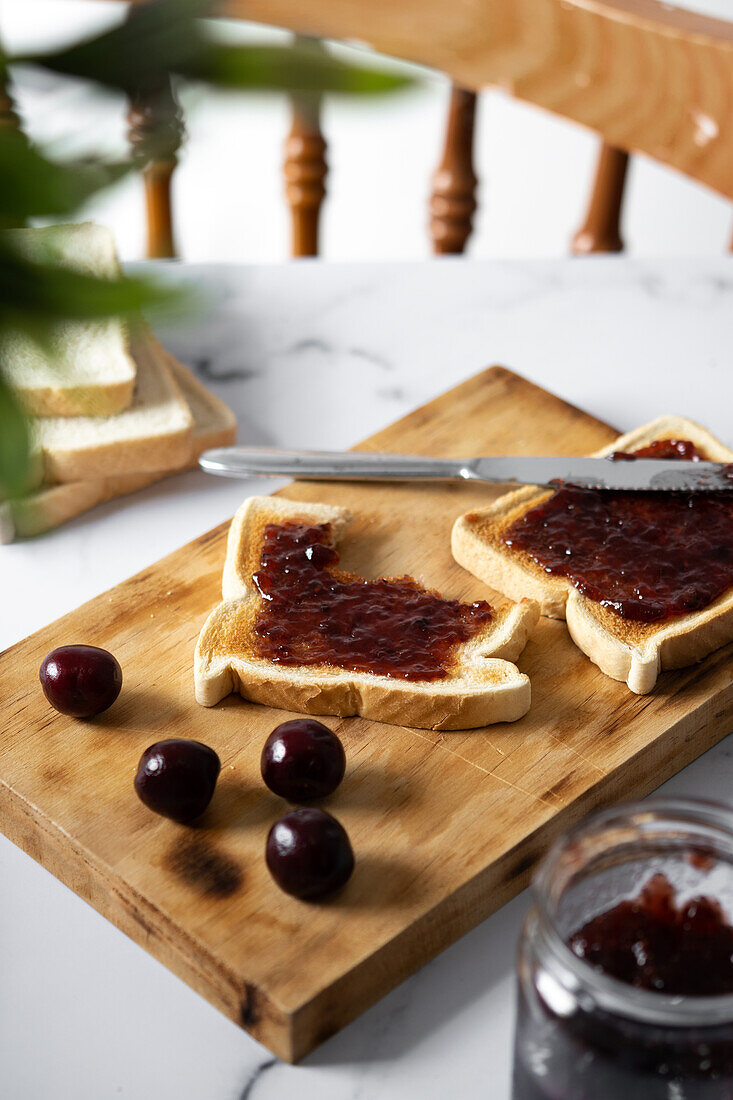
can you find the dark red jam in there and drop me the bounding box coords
[252,521,494,681]
[503,439,733,623]
[513,871,733,1099]
[569,873,733,997]
[611,439,705,462]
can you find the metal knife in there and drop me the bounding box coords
[198,448,733,492]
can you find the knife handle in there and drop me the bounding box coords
[199,447,475,482]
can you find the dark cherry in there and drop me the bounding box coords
[39,644,122,717]
[266,807,354,900]
[134,739,221,824]
[261,719,346,802]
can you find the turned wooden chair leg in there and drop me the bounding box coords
[572,142,629,254]
[429,86,478,255]
[284,94,327,257]
[283,38,328,258]
[126,78,184,260]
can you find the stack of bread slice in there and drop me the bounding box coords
[0,223,236,542]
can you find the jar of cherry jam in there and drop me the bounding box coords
[512,799,733,1100]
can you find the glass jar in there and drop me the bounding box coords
[512,798,733,1100]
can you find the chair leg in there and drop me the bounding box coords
[572,142,629,254]
[283,40,328,258]
[126,77,184,259]
[429,86,478,255]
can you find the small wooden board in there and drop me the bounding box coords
[2,367,732,1063]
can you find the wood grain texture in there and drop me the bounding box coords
[212,0,733,199]
[2,367,733,1063]
[429,86,478,255]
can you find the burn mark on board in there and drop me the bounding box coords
[511,851,539,881]
[166,834,243,898]
[240,981,262,1028]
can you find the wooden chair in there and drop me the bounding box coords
[11,0,733,259]
[230,0,733,259]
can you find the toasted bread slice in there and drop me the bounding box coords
[28,329,193,483]
[0,223,138,416]
[452,416,733,695]
[195,496,539,730]
[0,356,236,542]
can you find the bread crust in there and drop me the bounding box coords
[3,224,138,417]
[31,331,194,483]
[452,416,733,694]
[17,377,136,418]
[195,497,540,729]
[1,355,236,541]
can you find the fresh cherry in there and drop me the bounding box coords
[134,739,220,823]
[39,644,122,717]
[261,719,346,802]
[266,807,354,900]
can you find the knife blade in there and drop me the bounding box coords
[198,447,733,492]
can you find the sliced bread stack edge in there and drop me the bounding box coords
[0,223,237,542]
[1,352,236,542]
[1,223,139,417]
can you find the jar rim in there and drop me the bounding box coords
[533,796,733,1028]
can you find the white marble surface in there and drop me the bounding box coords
[2,256,733,1100]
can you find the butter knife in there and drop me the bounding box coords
[199,447,733,492]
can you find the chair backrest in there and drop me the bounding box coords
[231,0,733,200]
[10,1,729,259]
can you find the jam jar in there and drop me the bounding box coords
[513,799,733,1099]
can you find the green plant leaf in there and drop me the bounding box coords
[0,130,131,224]
[0,373,30,499]
[16,0,211,94]
[0,255,189,327]
[16,0,413,97]
[184,42,412,95]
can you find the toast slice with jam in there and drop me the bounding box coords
[195,496,540,729]
[452,417,733,694]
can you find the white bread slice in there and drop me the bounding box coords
[0,223,138,417]
[29,329,193,483]
[452,416,733,695]
[195,496,539,730]
[0,356,236,542]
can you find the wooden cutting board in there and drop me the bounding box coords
[2,366,732,1063]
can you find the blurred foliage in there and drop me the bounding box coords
[21,0,410,96]
[0,130,130,224]
[0,375,30,498]
[0,231,184,330]
[0,0,412,501]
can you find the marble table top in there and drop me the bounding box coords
[2,256,732,1100]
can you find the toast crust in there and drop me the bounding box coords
[195,497,540,729]
[452,416,733,694]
